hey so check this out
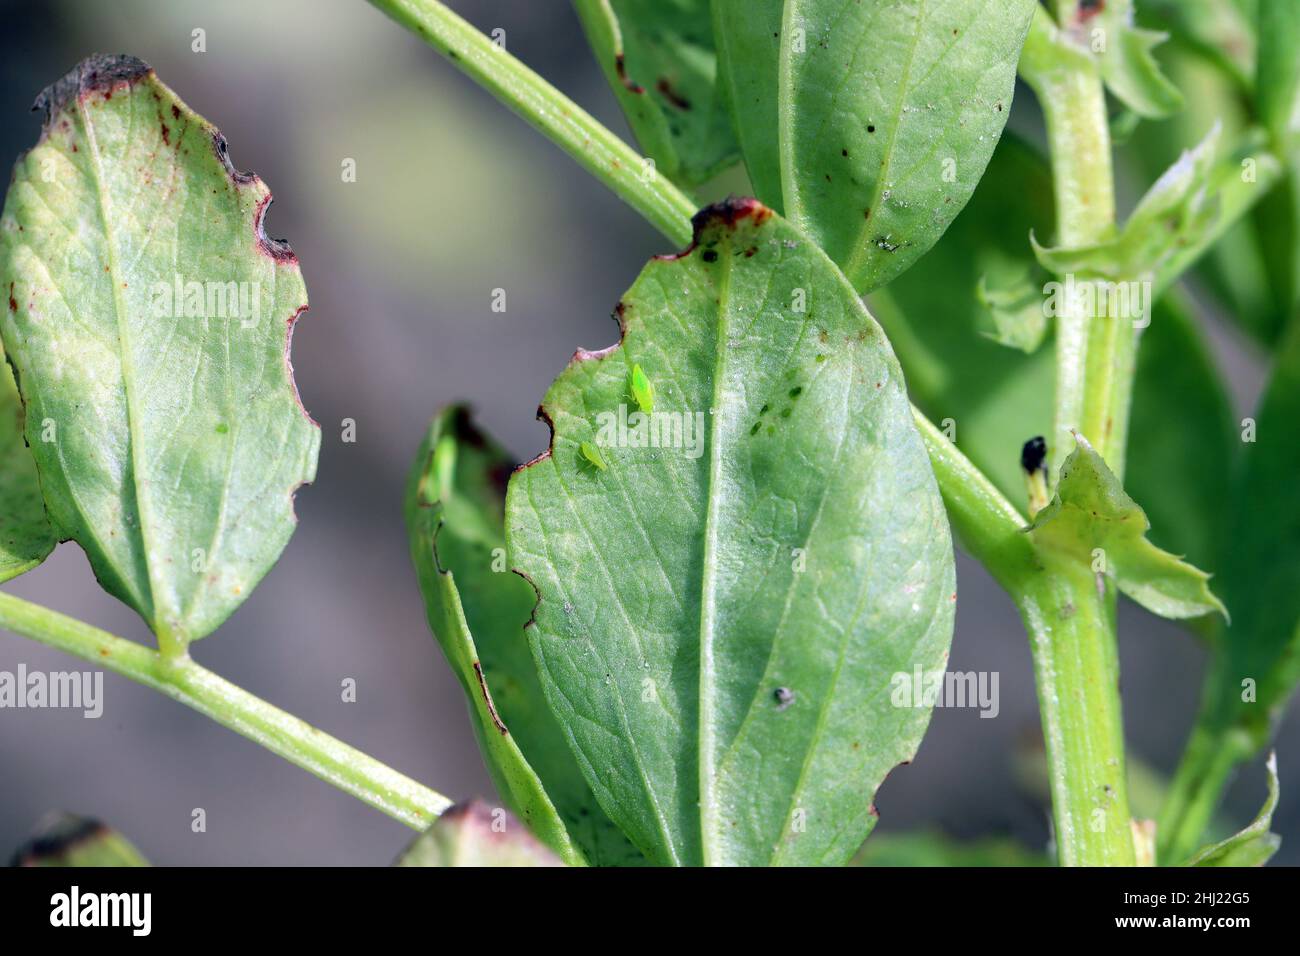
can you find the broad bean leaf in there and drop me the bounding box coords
[0,56,319,649]
[10,813,148,867]
[1128,294,1236,574]
[1187,754,1281,866]
[405,406,643,867]
[976,260,1049,354]
[714,0,1036,293]
[871,133,1055,505]
[574,0,738,187]
[0,339,54,582]
[1257,0,1300,158]
[1027,435,1227,622]
[1122,49,1291,351]
[1256,0,1300,316]
[395,801,565,867]
[1032,124,1220,281]
[1210,321,1300,745]
[506,198,955,866]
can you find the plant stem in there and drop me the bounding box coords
[1019,4,1137,865]
[911,410,1036,590]
[0,590,451,830]
[916,412,1132,865]
[367,0,696,247]
[1013,559,1134,865]
[1020,6,1118,478]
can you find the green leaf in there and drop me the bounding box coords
[1187,753,1281,866]
[1032,123,1221,281]
[976,260,1049,354]
[506,199,956,866]
[1213,321,1300,741]
[395,800,566,867]
[1256,0,1300,315]
[714,0,1037,293]
[1127,294,1236,574]
[0,56,320,651]
[1257,0,1300,156]
[406,407,643,867]
[0,340,54,583]
[872,133,1056,505]
[1122,50,1290,350]
[1028,434,1227,621]
[10,813,149,867]
[573,0,738,187]
[853,831,1049,867]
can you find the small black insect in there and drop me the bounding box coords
[1020,435,1047,475]
[774,687,795,711]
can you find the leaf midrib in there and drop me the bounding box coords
[696,223,737,867]
[79,93,170,648]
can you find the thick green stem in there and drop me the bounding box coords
[0,591,451,830]
[1018,4,1136,865]
[1020,6,1119,477]
[912,411,1035,590]
[367,0,695,247]
[915,414,1131,865]
[1013,560,1135,865]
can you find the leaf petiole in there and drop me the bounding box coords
[0,590,451,830]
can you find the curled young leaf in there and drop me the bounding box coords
[714,0,1036,293]
[1027,433,1227,622]
[394,800,565,867]
[0,56,320,651]
[976,259,1050,354]
[507,198,956,866]
[1186,753,1281,867]
[405,407,643,867]
[574,0,738,187]
[0,339,54,583]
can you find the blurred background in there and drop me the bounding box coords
[0,0,1293,865]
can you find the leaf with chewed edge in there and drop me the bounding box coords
[405,407,643,866]
[0,56,319,651]
[507,198,955,866]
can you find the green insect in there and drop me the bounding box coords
[629,363,655,414]
[579,440,608,471]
